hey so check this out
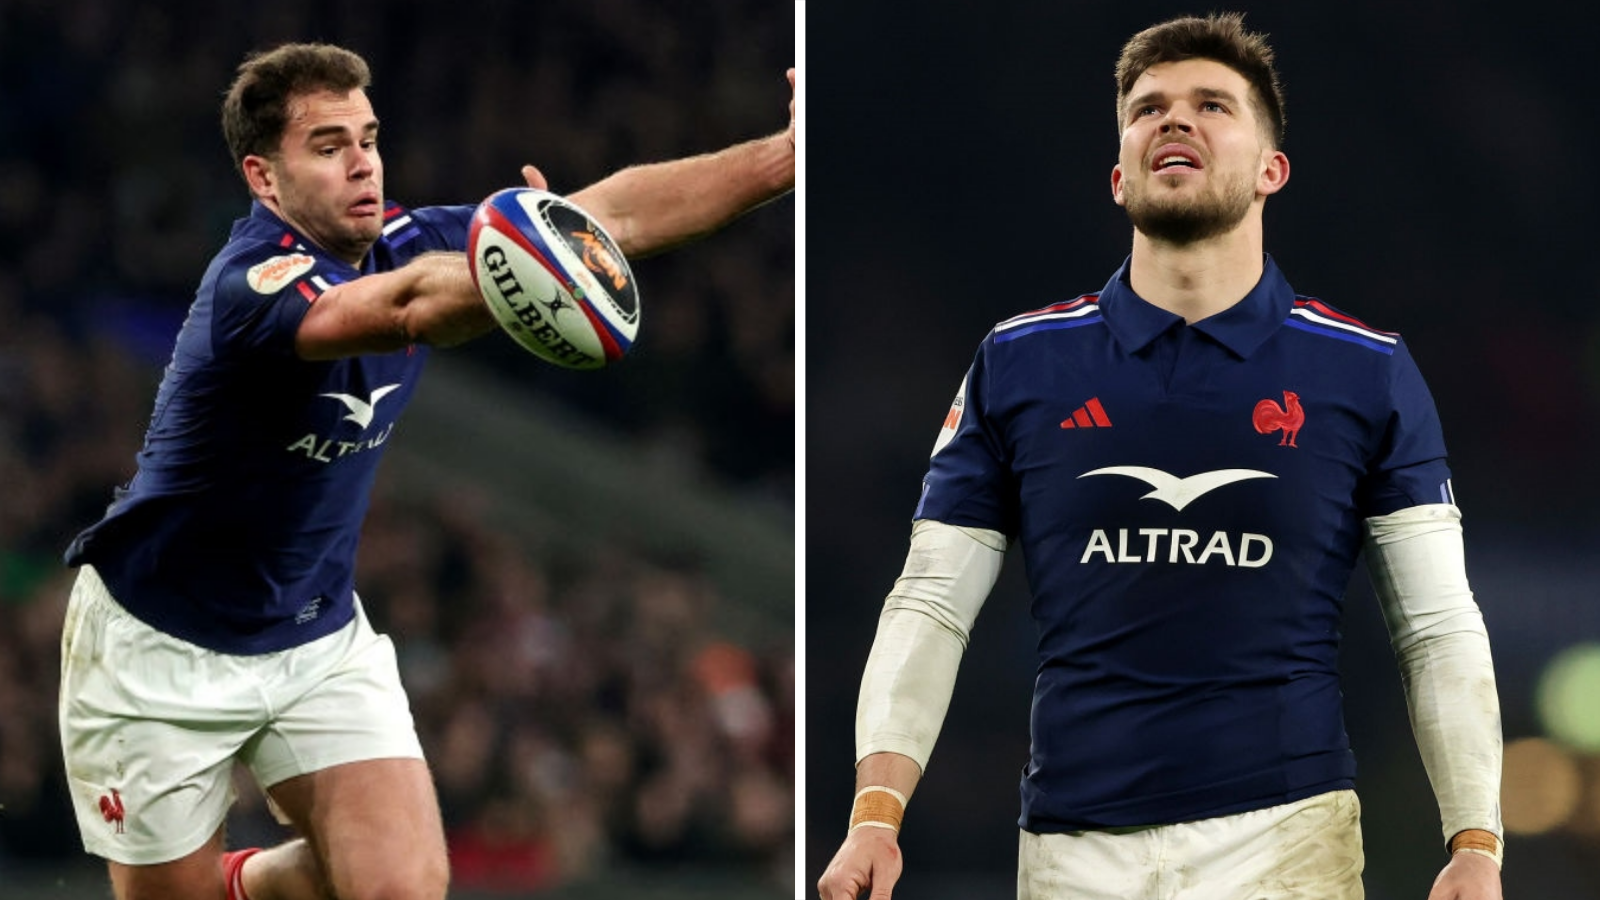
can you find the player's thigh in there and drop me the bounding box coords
[105,824,226,900]
[243,597,423,788]
[267,757,448,900]
[252,600,445,899]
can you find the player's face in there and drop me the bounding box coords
[255,89,385,265]
[1111,59,1287,245]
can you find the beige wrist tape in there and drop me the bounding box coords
[1450,829,1503,869]
[848,786,908,833]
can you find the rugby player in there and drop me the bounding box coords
[60,42,794,900]
[817,13,1501,900]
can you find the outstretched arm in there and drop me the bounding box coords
[294,71,795,362]
[295,252,492,360]
[544,69,796,259]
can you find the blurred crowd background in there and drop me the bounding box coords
[807,2,1600,899]
[0,0,794,896]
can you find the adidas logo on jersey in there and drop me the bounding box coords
[1060,397,1112,429]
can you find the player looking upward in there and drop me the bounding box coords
[817,12,1501,900]
[58,42,794,900]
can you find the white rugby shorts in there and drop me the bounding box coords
[58,565,424,865]
[1018,790,1364,900]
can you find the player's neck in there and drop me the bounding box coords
[1126,221,1265,325]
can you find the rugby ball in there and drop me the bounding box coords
[467,188,640,369]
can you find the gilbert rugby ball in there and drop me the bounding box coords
[467,188,640,370]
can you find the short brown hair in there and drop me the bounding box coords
[221,43,372,169]
[1115,12,1285,147]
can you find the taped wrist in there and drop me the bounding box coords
[1450,828,1503,869]
[848,785,907,833]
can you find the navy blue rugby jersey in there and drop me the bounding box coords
[915,255,1452,832]
[65,200,475,654]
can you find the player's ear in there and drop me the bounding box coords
[242,155,276,202]
[1111,164,1127,207]
[1257,149,1289,197]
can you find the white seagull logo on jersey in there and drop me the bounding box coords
[320,384,401,430]
[1078,466,1276,511]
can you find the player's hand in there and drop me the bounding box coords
[520,165,549,191]
[817,826,903,900]
[785,68,797,150]
[1425,851,1502,900]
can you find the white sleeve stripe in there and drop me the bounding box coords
[1290,307,1400,344]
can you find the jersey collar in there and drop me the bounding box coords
[1097,254,1296,359]
[233,200,309,248]
[233,201,372,275]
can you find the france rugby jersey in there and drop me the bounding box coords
[915,255,1452,831]
[65,200,475,654]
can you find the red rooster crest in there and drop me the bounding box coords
[98,788,126,834]
[1252,390,1304,447]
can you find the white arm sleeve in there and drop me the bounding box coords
[855,519,1007,772]
[1363,503,1504,848]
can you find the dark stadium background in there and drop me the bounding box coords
[0,1,793,897]
[807,3,1600,899]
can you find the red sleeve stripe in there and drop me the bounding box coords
[1293,299,1397,336]
[998,294,1100,328]
[296,280,318,303]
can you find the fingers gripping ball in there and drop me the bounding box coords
[468,188,640,369]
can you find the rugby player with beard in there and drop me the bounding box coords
[818,13,1502,900]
